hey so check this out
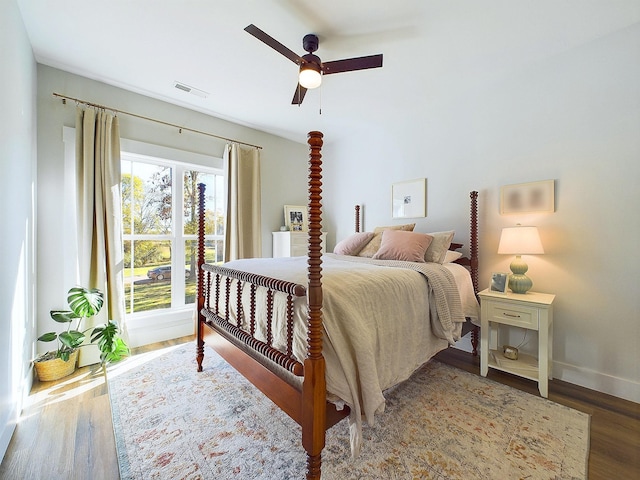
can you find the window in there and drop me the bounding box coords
[121,153,224,315]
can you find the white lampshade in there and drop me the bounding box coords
[497,226,544,255]
[299,65,322,89]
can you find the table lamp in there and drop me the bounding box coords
[497,225,544,294]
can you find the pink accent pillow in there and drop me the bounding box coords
[333,232,375,256]
[357,223,416,257]
[372,230,434,262]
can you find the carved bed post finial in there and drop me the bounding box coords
[355,205,361,233]
[196,183,206,372]
[302,131,326,480]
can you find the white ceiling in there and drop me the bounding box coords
[16,0,639,144]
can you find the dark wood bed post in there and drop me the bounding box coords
[196,183,206,372]
[355,205,361,232]
[302,131,326,480]
[469,191,479,356]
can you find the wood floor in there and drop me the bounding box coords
[1,336,638,479]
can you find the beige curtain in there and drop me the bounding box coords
[75,107,126,366]
[224,144,262,260]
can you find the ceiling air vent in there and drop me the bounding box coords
[173,81,208,98]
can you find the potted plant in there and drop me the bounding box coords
[34,286,129,381]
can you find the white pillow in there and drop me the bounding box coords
[423,230,455,264]
[443,250,463,263]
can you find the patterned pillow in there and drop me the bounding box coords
[423,230,455,264]
[372,230,434,262]
[333,232,375,256]
[357,223,416,258]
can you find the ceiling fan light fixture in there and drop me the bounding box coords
[299,55,322,89]
[299,67,321,89]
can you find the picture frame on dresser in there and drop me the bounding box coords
[284,205,308,232]
[490,272,509,294]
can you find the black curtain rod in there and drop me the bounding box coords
[52,92,262,150]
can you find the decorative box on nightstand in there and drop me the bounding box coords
[478,288,555,398]
[272,231,327,258]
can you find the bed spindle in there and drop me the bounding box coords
[214,274,220,316]
[286,294,295,358]
[469,190,479,356]
[302,131,326,480]
[249,284,257,337]
[196,183,206,372]
[266,289,274,347]
[355,205,361,233]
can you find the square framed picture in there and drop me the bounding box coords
[392,178,426,218]
[500,180,555,215]
[284,205,308,232]
[490,272,509,294]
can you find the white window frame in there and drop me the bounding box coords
[63,127,224,347]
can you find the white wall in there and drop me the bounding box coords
[36,65,308,348]
[0,0,38,461]
[323,22,640,402]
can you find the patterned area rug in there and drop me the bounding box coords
[108,344,589,479]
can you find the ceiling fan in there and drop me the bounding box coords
[244,24,383,105]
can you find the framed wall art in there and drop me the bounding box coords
[392,178,426,219]
[500,180,555,215]
[284,205,308,232]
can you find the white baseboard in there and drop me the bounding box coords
[553,360,640,404]
[127,309,195,349]
[0,365,32,463]
[0,408,17,464]
[454,331,638,404]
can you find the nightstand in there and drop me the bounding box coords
[478,289,555,398]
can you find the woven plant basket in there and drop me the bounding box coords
[34,349,79,382]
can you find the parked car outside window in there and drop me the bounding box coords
[147,265,191,281]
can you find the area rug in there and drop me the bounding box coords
[108,344,589,479]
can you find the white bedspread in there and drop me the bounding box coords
[219,254,470,455]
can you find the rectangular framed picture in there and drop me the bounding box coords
[500,179,555,215]
[392,178,426,218]
[490,272,509,294]
[284,205,308,232]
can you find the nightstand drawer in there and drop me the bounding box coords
[486,302,539,329]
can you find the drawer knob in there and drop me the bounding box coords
[503,312,521,318]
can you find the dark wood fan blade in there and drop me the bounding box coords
[292,84,308,105]
[322,54,383,75]
[244,24,303,65]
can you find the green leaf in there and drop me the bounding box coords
[67,287,104,318]
[50,310,77,323]
[37,332,58,342]
[59,330,86,349]
[101,338,129,364]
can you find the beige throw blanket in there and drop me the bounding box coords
[220,254,466,455]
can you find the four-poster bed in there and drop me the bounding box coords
[196,131,479,479]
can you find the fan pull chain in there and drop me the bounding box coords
[319,84,322,115]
